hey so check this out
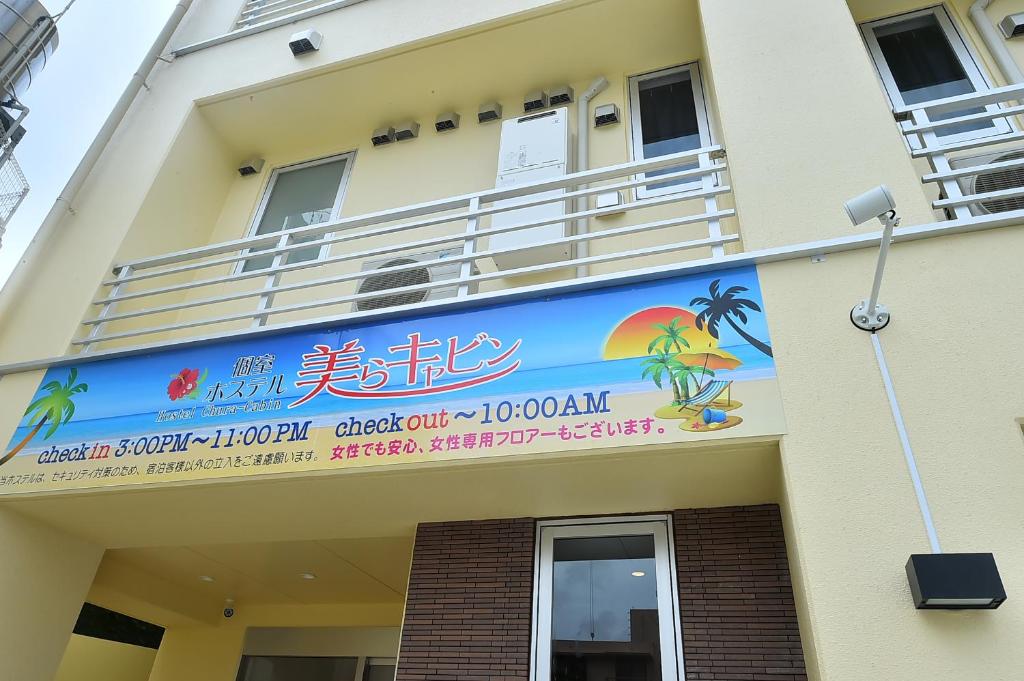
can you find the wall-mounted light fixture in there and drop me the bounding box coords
[906,553,1006,609]
[844,184,897,332]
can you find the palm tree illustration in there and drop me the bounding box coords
[690,279,773,357]
[648,317,690,355]
[648,318,692,399]
[675,363,715,398]
[1,369,88,466]
[642,351,687,404]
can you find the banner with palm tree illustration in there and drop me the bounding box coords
[1,265,784,494]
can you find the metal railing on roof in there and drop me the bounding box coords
[235,0,357,29]
[76,146,737,354]
[0,152,28,246]
[895,81,1024,220]
[175,0,368,55]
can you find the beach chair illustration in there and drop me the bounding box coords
[677,379,733,416]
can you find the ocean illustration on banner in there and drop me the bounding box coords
[0,265,786,493]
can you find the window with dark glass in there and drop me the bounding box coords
[863,9,1008,140]
[629,64,711,197]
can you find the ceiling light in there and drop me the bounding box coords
[199,575,215,583]
[299,572,317,580]
[631,571,646,577]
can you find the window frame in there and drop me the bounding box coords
[628,62,714,200]
[237,151,356,274]
[529,515,686,681]
[860,5,1012,147]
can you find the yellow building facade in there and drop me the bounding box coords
[1,0,1023,680]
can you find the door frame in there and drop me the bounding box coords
[529,514,686,681]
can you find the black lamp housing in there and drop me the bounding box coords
[906,553,1006,610]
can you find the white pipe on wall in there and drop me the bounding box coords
[871,333,943,554]
[575,76,609,279]
[0,0,195,321]
[970,0,1024,84]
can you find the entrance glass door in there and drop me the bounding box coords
[533,518,683,681]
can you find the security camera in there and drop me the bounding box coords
[844,184,896,226]
[223,598,235,619]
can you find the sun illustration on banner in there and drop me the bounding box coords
[604,279,771,434]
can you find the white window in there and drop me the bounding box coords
[240,153,355,273]
[531,517,685,681]
[628,63,713,199]
[861,7,1010,144]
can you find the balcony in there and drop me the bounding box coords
[76,147,737,355]
[895,82,1024,224]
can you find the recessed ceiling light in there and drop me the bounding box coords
[299,572,317,580]
[631,571,646,577]
[199,575,215,582]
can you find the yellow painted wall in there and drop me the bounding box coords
[2,0,1024,680]
[0,508,104,681]
[54,635,157,681]
[146,626,246,681]
[761,228,1024,680]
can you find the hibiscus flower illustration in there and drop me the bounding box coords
[167,368,207,401]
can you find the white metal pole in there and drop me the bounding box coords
[864,213,895,318]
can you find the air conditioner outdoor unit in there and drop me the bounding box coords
[949,147,1024,216]
[355,248,477,312]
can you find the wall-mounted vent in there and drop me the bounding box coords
[356,249,477,312]
[289,29,322,55]
[594,103,620,128]
[523,91,548,112]
[394,121,420,141]
[548,85,574,105]
[951,148,1024,215]
[478,102,502,123]
[999,12,1024,38]
[371,126,396,147]
[435,112,460,132]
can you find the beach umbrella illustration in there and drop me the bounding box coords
[676,345,742,390]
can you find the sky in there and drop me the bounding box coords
[0,0,182,285]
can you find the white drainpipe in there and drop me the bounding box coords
[0,0,194,319]
[575,76,609,279]
[970,0,1024,84]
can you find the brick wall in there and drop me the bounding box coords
[673,505,806,681]
[397,518,535,681]
[396,507,806,681]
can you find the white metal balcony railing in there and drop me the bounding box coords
[896,81,1024,220]
[235,0,355,29]
[77,146,735,354]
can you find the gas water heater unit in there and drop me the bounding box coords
[489,108,572,270]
